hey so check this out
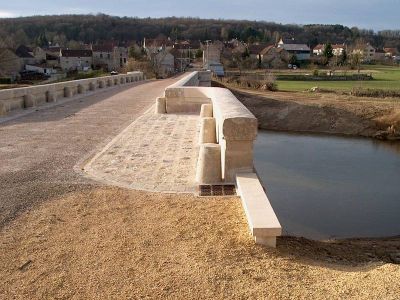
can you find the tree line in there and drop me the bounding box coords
[0,14,399,50]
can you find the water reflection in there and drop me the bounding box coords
[254,130,400,240]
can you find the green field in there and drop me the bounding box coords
[275,65,400,92]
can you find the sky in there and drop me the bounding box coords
[0,0,399,31]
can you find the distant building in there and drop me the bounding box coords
[260,45,290,68]
[313,44,346,56]
[151,50,174,78]
[313,44,325,56]
[277,38,310,60]
[352,43,376,61]
[203,42,222,68]
[25,64,56,76]
[59,49,93,71]
[0,48,24,80]
[248,44,269,59]
[332,44,346,56]
[172,40,200,59]
[92,44,128,71]
[33,47,47,63]
[383,47,398,58]
[143,36,174,55]
[15,45,36,65]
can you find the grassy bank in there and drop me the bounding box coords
[277,65,400,91]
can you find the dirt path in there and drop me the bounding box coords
[1,187,399,299]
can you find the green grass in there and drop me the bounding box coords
[276,65,400,92]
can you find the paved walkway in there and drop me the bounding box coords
[0,76,184,228]
[85,109,199,193]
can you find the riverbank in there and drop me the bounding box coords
[213,81,400,140]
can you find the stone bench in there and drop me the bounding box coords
[236,172,282,247]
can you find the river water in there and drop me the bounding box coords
[254,130,400,240]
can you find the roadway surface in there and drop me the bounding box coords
[0,77,181,228]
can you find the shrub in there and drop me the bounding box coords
[351,88,400,98]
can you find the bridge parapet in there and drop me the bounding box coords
[156,71,281,247]
[0,71,144,117]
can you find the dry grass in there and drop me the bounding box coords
[1,187,399,299]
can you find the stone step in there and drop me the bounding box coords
[236,172,282,247]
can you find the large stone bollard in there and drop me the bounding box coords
[23,94,36,108]
[200,104,213,118]
[77,84,84,94]
[99,80,105,88]
[46,91,56,103]
[199,117,216,144]
[0,102,7,116]
[89,82,96,91]
[155,97,166,114]
[64,87,72,98]
[196,143,222,184]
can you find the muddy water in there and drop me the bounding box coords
[254,130,400,240]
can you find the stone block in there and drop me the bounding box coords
[155,97,166,114]
[23,94,36,108]
[199,117,216,144]
[200,104,213,118]
[196,143,222,184]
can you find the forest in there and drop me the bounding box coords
[0,14,400,50]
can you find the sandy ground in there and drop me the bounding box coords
[215,82,400,139]
[1,187,399,299]
[1,76,399,299]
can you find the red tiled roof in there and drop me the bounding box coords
[313,44,324,50]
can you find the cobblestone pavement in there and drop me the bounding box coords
[0,76,185,228]
[85,110,200,193]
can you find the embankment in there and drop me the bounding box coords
[214,82,400,140]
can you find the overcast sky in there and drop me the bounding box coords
[0,0,398,31]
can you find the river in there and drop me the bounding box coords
[254,130,400,240]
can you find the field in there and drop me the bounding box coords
[275,65,400,92]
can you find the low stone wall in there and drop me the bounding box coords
[156,71,281,247]
[0,72,144,117]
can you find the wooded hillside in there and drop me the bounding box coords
[1,14,399,50]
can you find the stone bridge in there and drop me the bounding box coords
[0,71,281,247]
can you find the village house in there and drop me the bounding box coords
[383,47,398,58]
[352,43,376,61]
[332,44,346,56]
[25,63,56,76]
[313,44,324,56]
[59,49,93,71]
[15,45,37,65]
[260,45,290,68]
[33,47,47,63]
[172,40,200,59]
[313,44,346,56]
[277,38,311,60]
[203,42,222,68]
[0,48,24,80]
[228,39,247,54]
[151,49,175,78]
[91,44,128,71]
[143,35,174,55]
[248,44,269,60]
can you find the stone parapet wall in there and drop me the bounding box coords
[0,72,144,116]
[159,71,258,182]
[157,71,281,247]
